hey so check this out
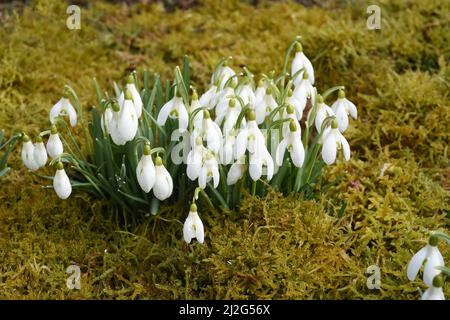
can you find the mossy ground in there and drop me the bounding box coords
[0,0,449,299]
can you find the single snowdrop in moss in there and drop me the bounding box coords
[21,134,39,171]
[331,90,357,132]
[422,275,445,300]
[314,95,335,133]
[157,93,189,133]
[50,92,77,127]
[33,136,47,168]
[136,143,156,193]
[153,156,173,201]
[46,125,64,159]
[183,203,204,244]
[53,161,72,200]
[291,42,314,85]
[227,156,246,185]
[255,87,278,124]
[321,119,350,165]
[407,235,444,286]
[276,119,305,168]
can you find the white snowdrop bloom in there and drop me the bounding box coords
[50,94,77,127]
[189,90,204,129]
[46,125,64,159]
[421,276,445,300]
[255,87,278,124]
[286,89,305,121]
[291,42,314,85]
[192,110,222,154]
[227,157,246,185]
[136,144,156,193]
[254,79,267,105]
[282,104,301,139]
[118,75,143,118]
[219,129,236,165]
[321,120,351,165]
[33,136,48,168]
[293,71,315,115]
[314,95,335,133]
[21,135,39,171]
[407,236,445,287]
[276,120,305,168]
[236,82,256,106]
[331,90,358,132]
[198,152,220,189]
[157,94,189,133]
[213,63,237,90]
[235,111,267,159]
[53,162,72,200]
[215,98,243,136]
[109,91,139,145]
[153,156,173,201]
[100,107,113,134]
[248,145,274,182]
[186,137,205,181]
[199,85,219,110]
[183,203,204,244]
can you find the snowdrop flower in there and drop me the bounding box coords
[314,95,335,133]
[199,85,219,110]
[100,107,113,134]
[235,111,267,159]
[236,82,256,106]
[407,235,445,286]
[136,144,156,193]
[216,98,243,136]
[255,87,278,124]
[33,136,47,168]
[192,110,222,154]
[50,93,77,127]
[183,203,204,244]
[421,275,445,300]
[198,152,220,189]
[321,119,350,165]
[331,90,358,132]
[46,125,64,159]
[291,42,314,85]
[227,157,246,185]
[254,79,267,105]
[109,91,139,145]
[286,89,304,121]
[157,93,189,133]
[276,120,305,168]
[53,162,72,200]
[189,90,203,129]
[153,156,173,201]
[219,129,236,165]
[21,134,39,171]
[187,137,205,181]
[248,145,274,181]
[282,104,301,139]
[118,75,143,118]
[293,71,315,116]
[213,61,237,90]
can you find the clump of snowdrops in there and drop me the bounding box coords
[21,37,358,244]
[407,231,449,300]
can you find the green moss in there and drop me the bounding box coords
[0,0,449,299]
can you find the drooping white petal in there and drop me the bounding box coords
[275,139,288,166]
[183,213,196,244]
[338,132,351,161]
[127,83,143,118]
[423,247,444,286]
[117,100,138,142]
[199,86,218,109]
[153,165,173,200]
[49,99,63,125]
[345,98,358,119]
[314,103,334,133]
[321,130,337,165]
[101,108,113,134]
[198,165,208,189]
[421,286,445,300]
[46,134,64,159]
[136,155,156,193]
[156,98,174,126]
[406,245,429,281]
[63,99,78,127]
[334,104,349,132]
[249,153,262,181]
[53,168,72,199]
[227,161,245,185]
[291,135,305,167]
[21,141,39,171]
[187,147,203,181]
[234,129,248,159]
[33,142,48,168]
[194,213,205,243]
[177,99,189,133]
